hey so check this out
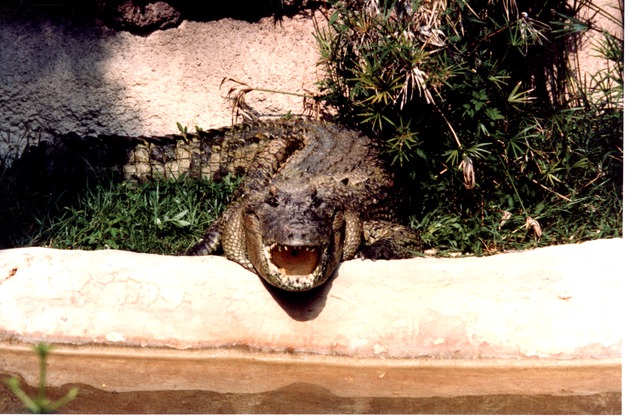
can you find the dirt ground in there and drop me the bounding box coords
[0,373,621,414]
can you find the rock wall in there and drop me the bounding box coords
[0,7,320,147]
[0,1,621,152]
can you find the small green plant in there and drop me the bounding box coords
[4,343,78,414]
[176,122,189,141]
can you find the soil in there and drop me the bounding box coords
[0,374,621,414]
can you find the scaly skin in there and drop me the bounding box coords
[187,119,422,291]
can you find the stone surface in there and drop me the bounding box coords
[0,239,623,358]
[0,10,320,148]
[0,239,623,413]
[96,0,182,33]
[0,1,620,154]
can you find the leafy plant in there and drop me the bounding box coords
[314,0,622,254]
[3,343,78,414]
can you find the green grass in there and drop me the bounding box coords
[33,175,240,255]
[1,143,618,257]
[0,166,240,255]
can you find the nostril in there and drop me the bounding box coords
[286,231,308,243]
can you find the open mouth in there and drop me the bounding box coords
[260,243,327,291]
[269,244,322,276]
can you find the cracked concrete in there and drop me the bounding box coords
[0,239,623,357]
[0,239,623,413]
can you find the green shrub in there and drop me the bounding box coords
[315,0,622,254]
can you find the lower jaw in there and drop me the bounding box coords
[267,272,323,292]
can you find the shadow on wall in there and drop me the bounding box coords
[169,0,322,24]
[0,2,142,145]
[0,3,138,248]
[2,1,322,34]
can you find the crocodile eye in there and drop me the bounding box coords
[265,185,280,207]
[311,195,323,208]
[265,195,279,207]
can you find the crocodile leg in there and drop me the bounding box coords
[358,220,424,259]
[186,133,305,262]
[186,218,224,256]
[341,210,363,260]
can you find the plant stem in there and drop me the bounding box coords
[499,155,528,216]
[36,343,49,403]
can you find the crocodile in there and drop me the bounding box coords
[184,119,422,291]
[13,118,422,291]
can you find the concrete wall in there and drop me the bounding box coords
[0,239,623,413]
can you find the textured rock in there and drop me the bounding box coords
[0,12,320,146]
[96,0,182,33]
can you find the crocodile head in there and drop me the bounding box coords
[241,181,351,291]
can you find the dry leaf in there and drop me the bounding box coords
[525,216,542,240]
[459,156,475,189]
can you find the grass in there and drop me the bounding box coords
[0,146,240,254]
[32,175,241,255]
[0,129,619,257]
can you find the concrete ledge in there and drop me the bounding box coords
[0,239,623,413]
